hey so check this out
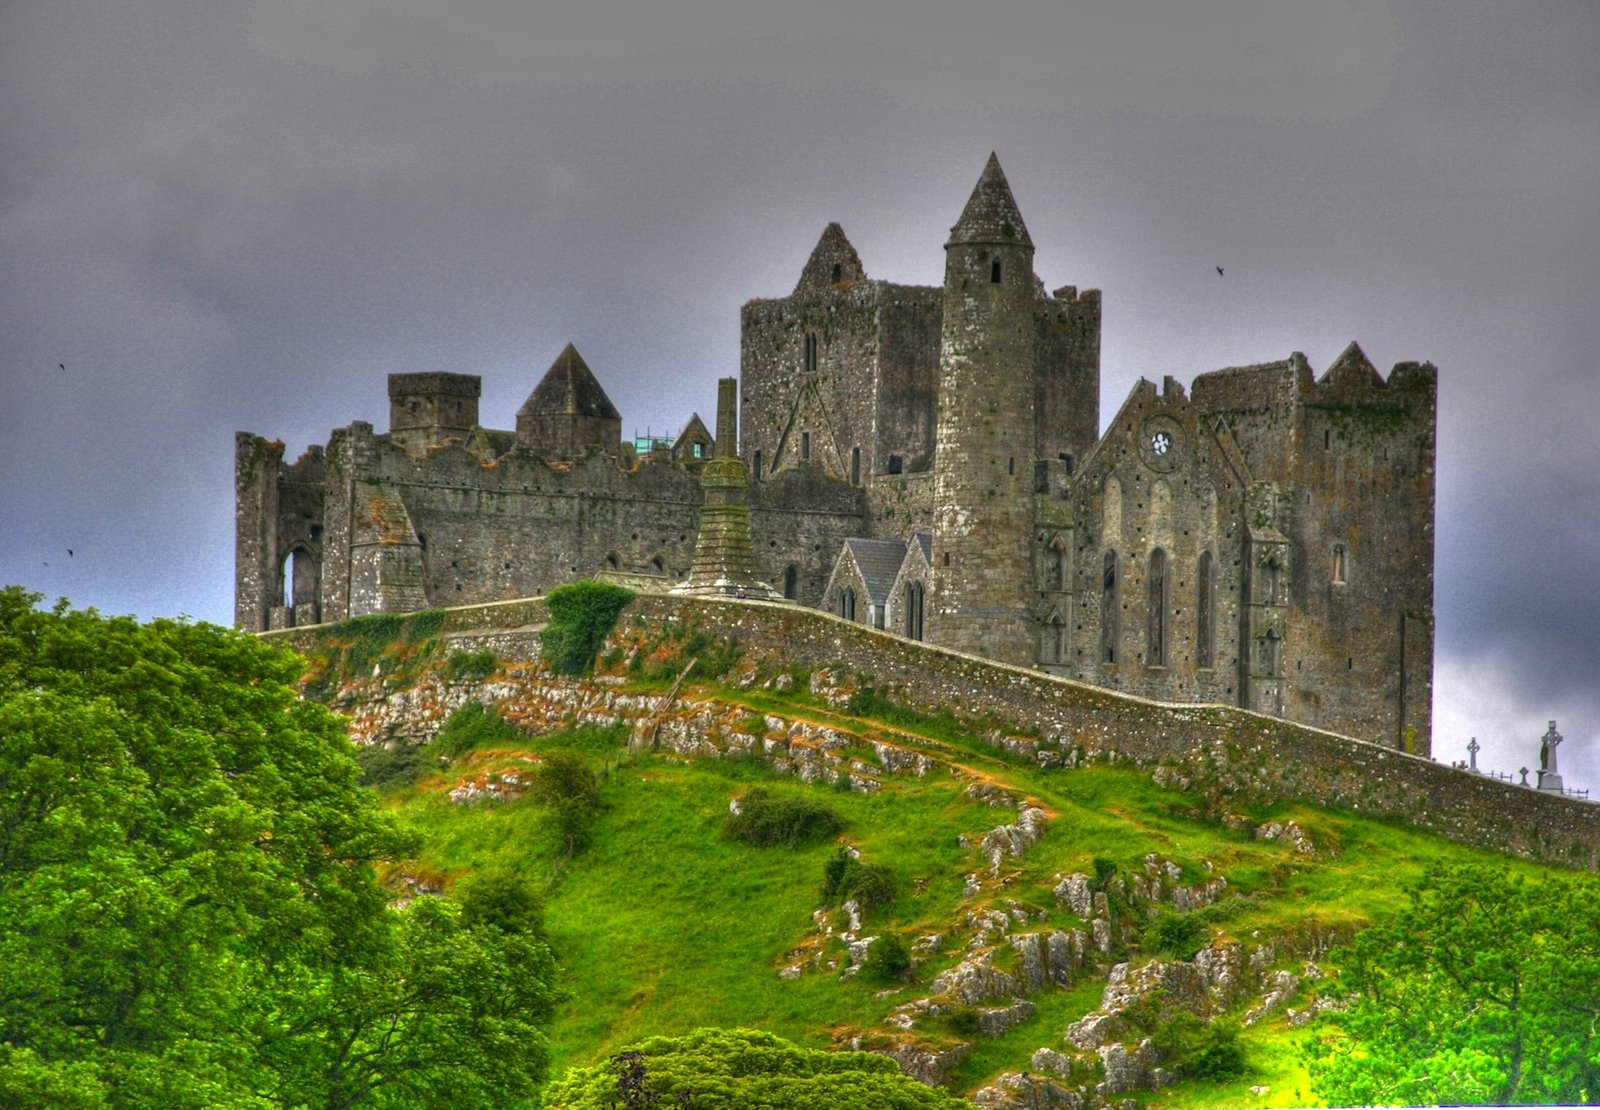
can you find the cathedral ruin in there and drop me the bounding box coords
[236,155,1436,753]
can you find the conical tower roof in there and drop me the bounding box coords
[947,153,1033,249]
[518,343,621,421]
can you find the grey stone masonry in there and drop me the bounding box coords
[238,153,1435,756]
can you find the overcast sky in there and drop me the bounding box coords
[3,1,1598,791]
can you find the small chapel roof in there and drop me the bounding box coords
[844,537,909,605]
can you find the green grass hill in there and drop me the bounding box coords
[287,594,1592,1108]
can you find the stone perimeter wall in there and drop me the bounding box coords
[269,592,1599,871]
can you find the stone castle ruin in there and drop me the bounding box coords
[237,154,1436,754]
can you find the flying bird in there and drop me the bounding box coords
[1215,266,1225,276]
[67,549,73,558]
[59,363,65,371]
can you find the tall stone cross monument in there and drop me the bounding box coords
[1537,720,1564,793]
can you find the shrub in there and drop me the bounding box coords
[456,870,546,938]
[532,751,601,857]
[430,702,526,760]
[540,582,635,676]
[862,933,912,983]
[355,741,426,790]
[1092,856,1118,889]
[1149,910,1206,960]
[443,648,499,682]
[727,788,846,848]
[821,847,899,913]
[1153,1013,1246,1081]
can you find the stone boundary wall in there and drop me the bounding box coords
[266,591,1600,870]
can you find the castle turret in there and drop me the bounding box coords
[927,154,1039,664]
[388,372,481,457]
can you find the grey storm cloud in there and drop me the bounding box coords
[3,0,1598,786]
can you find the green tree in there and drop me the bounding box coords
[0,588,556,1107]
[531,751,602,856]
[1309,864,1600,1106]
[544,1028,971,1109]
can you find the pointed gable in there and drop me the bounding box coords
[948,152,1033,248]
[794,223,867,295]
[518,343,621,422]
[1318,341,1385,395]
[516,343,623,460]
[672,413,714,462]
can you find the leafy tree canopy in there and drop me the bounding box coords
[1310,863,1600,1107]
[0,587,556,1107]
[544,1028,970,1109]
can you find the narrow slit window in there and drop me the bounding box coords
[1332,544,1347,584]
[990,259,1003,283]
[1100,550,1119,663]
[801,431,811,460]
[1196,550,1215,668]
[1148,548,1167,667]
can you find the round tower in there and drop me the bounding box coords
[928,153,1039,664]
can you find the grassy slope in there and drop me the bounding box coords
[372,673,1562,1107]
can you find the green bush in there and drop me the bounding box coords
[1149,910,1206,960]
[1153,1014,1246,1081]
[541,581,635,677]
[545,1028,971,1108]
[355,741,426,790]
[727,788,846,848]
[862,933,913,983]
[443,648,499,682]
[430,702,526,759]
[820,847,898,913]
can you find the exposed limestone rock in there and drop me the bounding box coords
[1009,930,1085,991]
[449,769,527,805]
[879,1040,969,1087]
[1256,820,1319,855]
[980,805,1048,876]
[973,1071,1085,1109]
[927,950,1022,1005]
[1096,1040,1159,1097]
[1052,873,1094,918]
[1029,1047,1076,1077]
[1090,918,1112,954]
[966,781,1016,807]
[977,1000,1036,1038]
[875,741,934,777]
[1243,969,1300,1025]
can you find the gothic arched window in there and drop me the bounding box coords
[1261,555,1281,604]
[783,564,798,600]
[1148,548,1167,667]
[1100,550,1119,664]
[1196,550,1215,668]
[990,258,1003,283]
[1042,611,1067,665]
[1332,544,1347,585]
[904,582,925,641]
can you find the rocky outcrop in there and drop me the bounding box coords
[877,1039,969,1087]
